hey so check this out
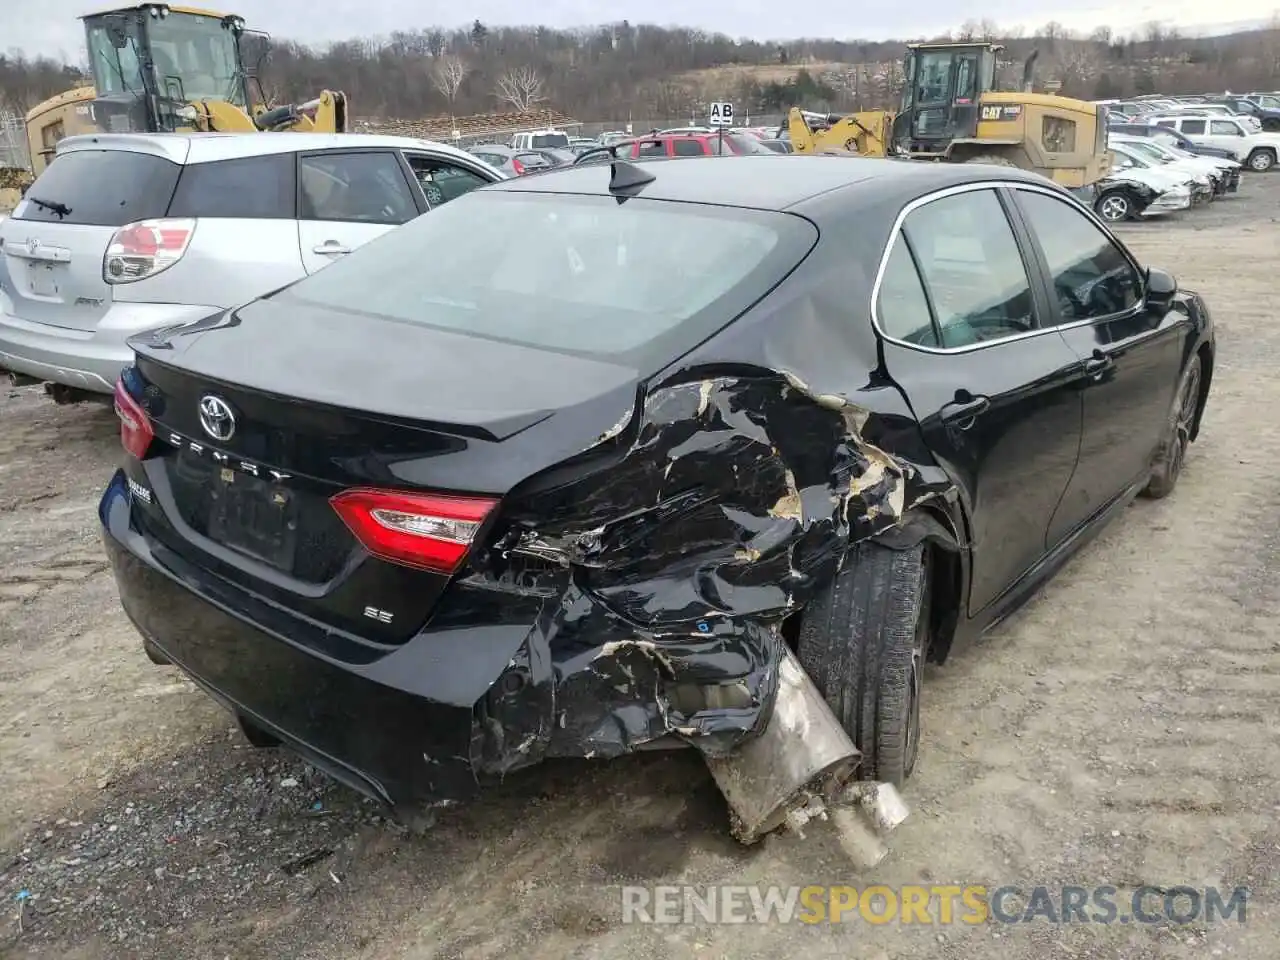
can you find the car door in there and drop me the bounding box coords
[296,150,421,275]
[399,151,499,207]
[875,184,1086,615]
[1008,185,1187,547]
[1205,118,1247,155]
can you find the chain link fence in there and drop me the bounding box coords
[1,113,30,169]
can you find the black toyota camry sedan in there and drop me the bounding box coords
[102,155,1213,817]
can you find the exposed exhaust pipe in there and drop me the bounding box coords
[1022,49,1041,93]
[44,382,102,405]
[703,644,909,866]
[8,370,40,387]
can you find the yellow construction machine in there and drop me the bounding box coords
[24,3,349,175]
[788,42,1111,190]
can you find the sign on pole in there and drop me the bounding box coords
[708,101,734,127]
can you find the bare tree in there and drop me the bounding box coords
[431,55,468,107]
[494,66,545,110]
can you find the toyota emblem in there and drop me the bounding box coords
[198,395,236,442]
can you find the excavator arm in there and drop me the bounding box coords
[786,107,893,158]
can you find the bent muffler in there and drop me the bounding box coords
[704,644,908,865]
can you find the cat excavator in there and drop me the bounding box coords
[24,3,349,175]
[788,41,1111,191]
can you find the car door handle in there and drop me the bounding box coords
[940,395,990,427]
[312,241,351,255]
[1084,351,1114,379]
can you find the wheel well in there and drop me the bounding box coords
[1249,145,1277,158]
[781,506,967,665]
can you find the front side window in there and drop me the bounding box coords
[145,12,247,107]
[637,141,667,158]
[902,189,1035,348]
[672,138,705,157]
[403,155,492,206]
[1210,119,1242,136]
[1016,191,1142,323]
[915,52,953,104]
[85,16,145,98]
[298,152,418,224]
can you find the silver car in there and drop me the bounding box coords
[0,132,504,398]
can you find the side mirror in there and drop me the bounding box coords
[1145,267,1177,315]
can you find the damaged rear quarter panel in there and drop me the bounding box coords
[468,218,960,772]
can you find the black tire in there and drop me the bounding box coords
[238,716,282,749]
[796,540,931,785]
[1246,148,1276,172]
[1141,353,1202,500]
[142,639,171,665]
[1095,189,1132,222]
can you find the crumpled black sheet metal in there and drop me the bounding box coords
[469,367,940,771]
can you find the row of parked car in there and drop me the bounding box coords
[1098,91,1280,132]
[1086,93,1280,223]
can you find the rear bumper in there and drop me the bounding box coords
[101,468,775,811]
[0,302,219,393]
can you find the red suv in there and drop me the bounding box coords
[614,132,776,158]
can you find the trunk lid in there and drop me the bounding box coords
[130,298,642,644]
[1,144,182,330]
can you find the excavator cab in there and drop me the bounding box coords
[81,3,252,135]
[893,42,1001,155]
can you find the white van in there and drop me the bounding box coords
[511,129,571,150]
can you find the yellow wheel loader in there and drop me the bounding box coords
[788,42,1111,192]
[24,3,349,175]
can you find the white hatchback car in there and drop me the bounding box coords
[0,132,504,399]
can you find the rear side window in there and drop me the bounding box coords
[637,141,667,158]
[168,154,295,219]
[14,149,179,226]
[1180,119,1206,134]
[277,191,817,367]
[877,235,938,347]
[672,139,705,157]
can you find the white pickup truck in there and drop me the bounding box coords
[1148,114,1280,171]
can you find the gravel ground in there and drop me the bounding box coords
[2,181,1280,960]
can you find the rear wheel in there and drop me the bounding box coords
[1095,190,1132,222]
[1142,353,1202,499]
[796,540,931,785]
[1246,148,1276,171]
[142,639,171,665]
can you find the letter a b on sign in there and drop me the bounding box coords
[709,101,734,126]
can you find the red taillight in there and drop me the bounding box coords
[113,376,154,459]
[104,218,196,284]
[512,157,526,175]
[330,488,499,574]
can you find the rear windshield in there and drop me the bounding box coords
[530,133,569,148]
[275,191,817,366]
[13,149,180,226]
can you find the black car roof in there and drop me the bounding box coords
[487,155,1058,213]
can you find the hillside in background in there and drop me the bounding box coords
[2,18,1279,124]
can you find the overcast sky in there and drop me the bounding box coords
[9,0,1278,62]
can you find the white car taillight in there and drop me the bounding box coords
[103,218,196,284]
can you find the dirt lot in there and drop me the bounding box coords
[3,183,1280,960]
